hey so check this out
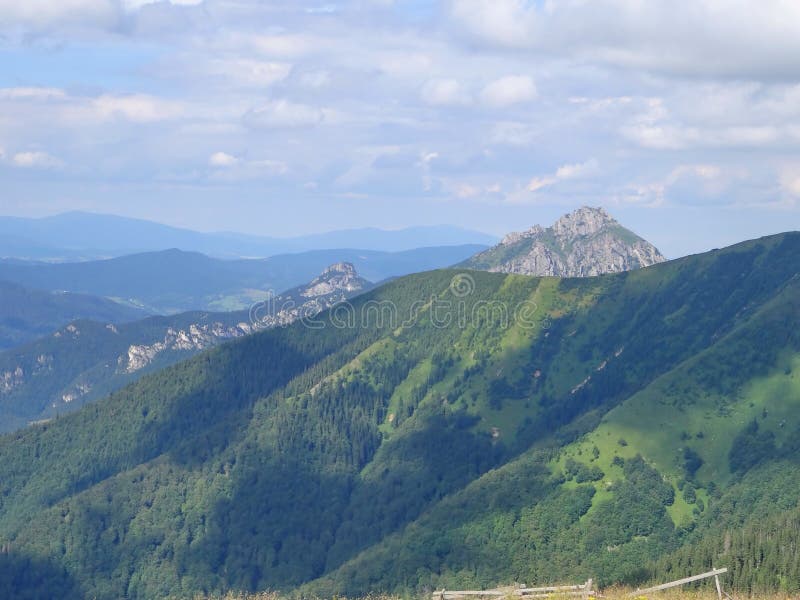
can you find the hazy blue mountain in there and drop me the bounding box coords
[0,281,147,351]
[0,263,372,433]
[0,245,485,313]
[0,212,497,259]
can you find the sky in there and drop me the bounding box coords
[1,0,800,258]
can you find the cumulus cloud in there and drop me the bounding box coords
[92,94,184,122]
[11,151,63,169]
[0,0,119,28]
[209,152,239,167]
[780,169,800,198]
[2,0,800,239]
[527,159,599,192]
[122,0,202,9]
[0,87,67,100]
[449,0,538,49]
[243,100,324,129]
[0,0,203,31]
[421,79,470,106]
[490,122,539,146]
[480,75,537,107]
[206,59,292,88]
[207,152,288,180]
[448,0,800,79]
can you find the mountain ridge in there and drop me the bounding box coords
[0,212,497,260]
[0,280,147,351]
[0,262,372,433]
[0,245,485,314]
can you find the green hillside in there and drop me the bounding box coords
[0,233,799,599]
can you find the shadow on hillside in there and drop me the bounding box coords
[0,550,84,600]
[186,410,506,594]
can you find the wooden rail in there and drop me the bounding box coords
[627,568,728,599]
[433,579,595,600]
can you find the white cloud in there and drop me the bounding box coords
[556,159,600,180]
[449,0,800,79]
[206,59,292,88]
[780,169,800,198]
[92,94,184,122]
[0,87,67,100]
[249,34,319,58]
[11,151,63,169]
[244,100,324,129]
[490,122,538,146]
[207,152,288,180]
[421,79,470,106]
[209,152,239,167]
[0,0,119,28]
[480,75,537,107]
[527,159,599,192]
[449,0,539,49]
[122,0,202,9]
[0,0,202,30]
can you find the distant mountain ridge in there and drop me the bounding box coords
[0,245,485,314]
[0,263,372,432]
[0,212,497,260]
[461,206,665,276]
[0,281,147,351]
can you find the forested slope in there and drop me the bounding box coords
[0,233,798,599]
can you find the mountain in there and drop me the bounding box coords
[461,206,665,276]
[0,263,372,433]
[0,233,799,599]
[0,281,147,351]
[0,244,484,314]
[0,212,497,260]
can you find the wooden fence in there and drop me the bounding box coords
[433,579,595,600]
[433,568,730,600]
[627,568,728,599]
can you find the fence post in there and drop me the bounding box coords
[714,570,722,600]
[584,579,593,600]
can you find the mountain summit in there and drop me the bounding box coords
[461,206,666,277]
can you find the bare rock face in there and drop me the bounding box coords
[301,262,364,298]
[463,207,666,277]
[121,323,253,374]
[252,262,371,330]
[121,262,370,373]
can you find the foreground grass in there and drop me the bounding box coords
[195,592,796,600]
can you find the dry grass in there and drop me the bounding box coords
[194,593,797,600]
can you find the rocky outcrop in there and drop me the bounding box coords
[121,322,253,374]
[463,207,665,277]
[301,262,364,297]
[121,263,370,373]
[0,367,24,394]
[251,262,370,330]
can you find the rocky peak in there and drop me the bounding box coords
[552,206,615,238]
[461,206,666,277]
[321,262,358,277]
[303,262,365,297]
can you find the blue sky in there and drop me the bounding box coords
[1,0,800,258]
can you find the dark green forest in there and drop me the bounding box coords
[1,233,800,598]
